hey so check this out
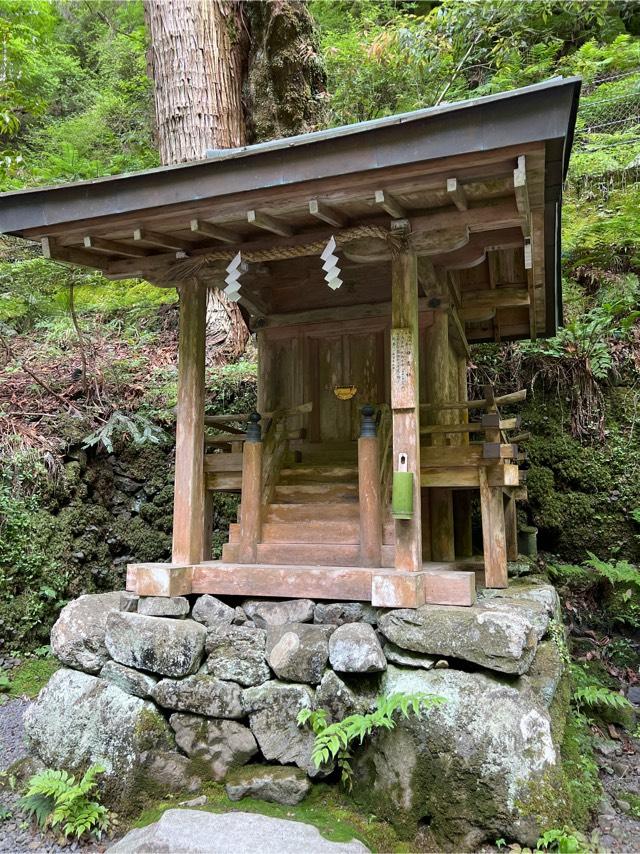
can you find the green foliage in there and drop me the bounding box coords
[536,827,585,853]
[3,657,58,700]
[19,764,110,840]
[298,692,445,788]
[560,709,602,831]
[82,411,168,455]
[572,684,632,713]
[0,0,156,190]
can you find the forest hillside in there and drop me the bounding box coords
[0,0,638,715]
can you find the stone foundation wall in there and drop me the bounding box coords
[25,578,570,850]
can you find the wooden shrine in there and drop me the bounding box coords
[0,77,580,607]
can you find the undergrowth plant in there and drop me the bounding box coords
[572,684,633,714]
[297,692,445,788]
[19,764,110,840]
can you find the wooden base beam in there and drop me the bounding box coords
[127,561,477,608]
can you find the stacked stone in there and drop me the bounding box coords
[25,579,569,849]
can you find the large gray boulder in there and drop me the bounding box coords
[170,713,257,780]
[192,595,234,628]
[140,751,203,794]
[204,625,270,687]
[328,623,386,673]
[266,623,334,684]
[107,809,369,853]
[100,661,157,699]
[314,602,365,626]
[152,675,243,718]
[314,670,360,722]
[243,681,316,774]
[138,596,190,618]
[352,665,564,850]
[24,668,173,804]
[225,765,311,805]
[243,598,315,627]
[378,597,550,675]
[50,592,121,674]
[105,612,206,678]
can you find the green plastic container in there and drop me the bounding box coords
[392,470,414,520]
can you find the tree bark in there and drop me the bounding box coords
[245,1,327,142]
[144,0,249,362]
[144,0,246,163]
[143,0,328,361]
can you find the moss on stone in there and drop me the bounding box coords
[3,658,59,700]
[134,707,173,752]
[130,781,409,853]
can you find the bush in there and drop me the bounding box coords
[19,765,110,840]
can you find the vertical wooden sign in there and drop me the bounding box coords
[390,327,416,410]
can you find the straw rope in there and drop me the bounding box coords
[161,223,405,283]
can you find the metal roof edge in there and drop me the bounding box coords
[0,76,582,203]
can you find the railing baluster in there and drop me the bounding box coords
[358,404,382,567]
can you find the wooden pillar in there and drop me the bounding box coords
[391,245,422,572]
[239,413,263,564]
[203,491,214,561]
[172,281,207,565]
[424,277,454,561]
[453,352,473,558]
[358,405,382,567]
[504,491,518,561]
[421,488,432,561]
[479,467,508,587]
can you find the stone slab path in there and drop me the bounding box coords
[107,809,369,853]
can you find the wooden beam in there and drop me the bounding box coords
[190,218,240,244]
[479,466,508,588]
[134,227,192,252]
[83,235,150,258]
[423,272,454,562]
[513,155,531,237]
[247,209,293,237]
[41,236,106,269]
[172,281,207,564]
[504,491,518,561]
[421,388,526,412]
[309,199,347,228]
[447,177,468,211]
[461,287,530,310]
[239,439,263,563]
[448,305,471,359]
[375,189,406,219]
[391,245,422,572]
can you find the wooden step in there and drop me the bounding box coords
[279,465,358,484]
[256,542,362,566]
[224,541,393,569]
[264,520,359,544]
[273,483,358,503]
[229,520,360,545]
[265,502,360,523]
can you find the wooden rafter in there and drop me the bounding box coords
[308,199,347,228]
[446,178,468,211]
[190,218,240,244]
[375,189,406,219]
[83,235,150,258]
[41,236,105,269]
[247,210,293,237]
[133,228,193,251]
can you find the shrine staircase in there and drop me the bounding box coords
[222,441,396,567]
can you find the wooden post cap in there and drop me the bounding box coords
[360,404,377,438]
[246,412,262,443]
